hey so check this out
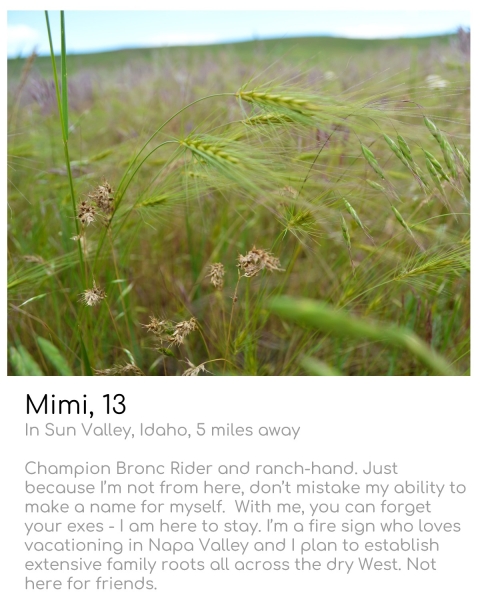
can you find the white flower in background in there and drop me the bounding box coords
[426,74,449,89]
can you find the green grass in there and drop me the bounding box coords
[7,16,470,375]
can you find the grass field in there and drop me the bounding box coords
[7,24,470,375]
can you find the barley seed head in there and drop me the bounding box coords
[397,135,413,162]
[341,215,351,250]
[361,144,385,179]
[366,179,386,193]
[243,113,294,125]
[182,138,239,164]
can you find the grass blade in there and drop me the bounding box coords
[270,296,458,376]
[301,357,342,376]
[60,11,69,140]
[9,345,44,376]
[37,336,74,376]
[44,12,63,132]
[79,336,93,376]
[45,10,85,283]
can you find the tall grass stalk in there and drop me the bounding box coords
[44,11,85,286]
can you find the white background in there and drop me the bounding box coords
[2,378,479,599]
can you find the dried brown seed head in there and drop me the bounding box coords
[143,316,171,335]
[207,263,225,289]
[279,186,298,198]
[237,246,283,278]
[169,318,198,346]
[95,363,143,376]
[88,180,115,224]
[23,255,45,264]
[181,359,211,376]
[89,180,114,213]
[78,200,96,226]
[80,281,106,306]
[142,316,198,347]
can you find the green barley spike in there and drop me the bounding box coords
[425,157,442,183]
[424,117,442,143]
[391,205,412,234]
[425,157,450,209]
[439,136,458,179]
[384,135,427,193]
[366,179,386,193]
[384,134,410,168]
[412,163,430,189]
[344,199,375,245]
[344,199,362,229]
[361,144,385,179]
[341,214,351,249]
[424,117,457,179]
[454,145,470,182]
[444,148,458,180]
[340,214,355,275]
[424,150,450,181]
[397,135,413,163]
[391,205,423,251]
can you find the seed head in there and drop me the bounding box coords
[89,180,115,216]
[360,143,385,179]
[181,359,211,376]
[237,247,283,278]
[95,363,144,376]
[366,179,386,193]
[244,113,294,125]
[207,263,225,289]
[143,316,171,336]
[77,200,96,226]
[454,145,470,182]
[80,281,106,307]
[424,151,449,181]
[182,138,239,164]
[340,215,351,250]
[142,316,198,347]
[391,205,410,232]
[384,134,410,168]
[279,186,298,198]
[169,318,198,346]
[397,135,413,163]
[23,255,45,264]
[236,90,320,114]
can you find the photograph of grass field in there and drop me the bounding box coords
[7,11,470,376]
